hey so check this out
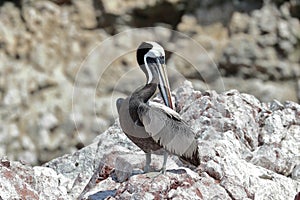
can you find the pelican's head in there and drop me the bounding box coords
[136,41,173,109]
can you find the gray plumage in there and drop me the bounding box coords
[117,83,200,167]
[138,102,199,164]
[117,97,163,153]
[116,41,200,172]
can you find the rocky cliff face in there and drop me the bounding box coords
[0,0,299,167]
[0,82,299,199]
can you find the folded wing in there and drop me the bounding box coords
[138,102,199,165]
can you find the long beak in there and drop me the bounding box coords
[155,59,174,109]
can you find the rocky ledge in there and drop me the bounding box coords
[1,0,300,166]
[1,81,299,199]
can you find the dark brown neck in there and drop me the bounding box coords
[129,83,157,122]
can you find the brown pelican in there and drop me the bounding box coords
[116,41,200,173]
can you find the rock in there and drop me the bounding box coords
[220,2,300,102]
[229,12,250,34]
[73,0,97,29]
[1,81,300,199]
[0,158,71,200]
[176,14,228,82]
[39,113,58,131]
[252,4,279,34]
[204,160,223,180]
[99,0,183,31]
[114,171,219,199]
[185,0,263,26]
[220,157,298,200]
[0,2,29,59]
[298,79,300,101]
[114,157,133,182]
[0,1,108,165]
[50,82,300,199]
[292,165,300,181]
[203,77,298,102]
[0,0,300,172]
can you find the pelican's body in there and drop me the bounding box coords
[117,42,200,173]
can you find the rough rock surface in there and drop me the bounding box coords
[1,82,299,199]
[219,2,300,101]
[0,1,109,165]
[176,1,300,102]
[0,0,299,166]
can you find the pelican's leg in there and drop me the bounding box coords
[160,151,168,174]
[144,152,151,173]
[145,151,168,178]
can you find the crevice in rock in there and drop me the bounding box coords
[50,0,72,6]
[130,1,186,30]
[0,0,22,8]
[92,0,118,34]
[184,0,263,26]
[29,83,57,95]
[223,186,236,200]
[290,1,300,19]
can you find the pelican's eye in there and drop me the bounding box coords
[158,56,165,64]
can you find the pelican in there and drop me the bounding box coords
[116,41,200,173]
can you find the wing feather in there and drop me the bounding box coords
[148,101,182,121]
[138,103,198,159]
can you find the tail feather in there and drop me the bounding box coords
[180,148,200,166]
